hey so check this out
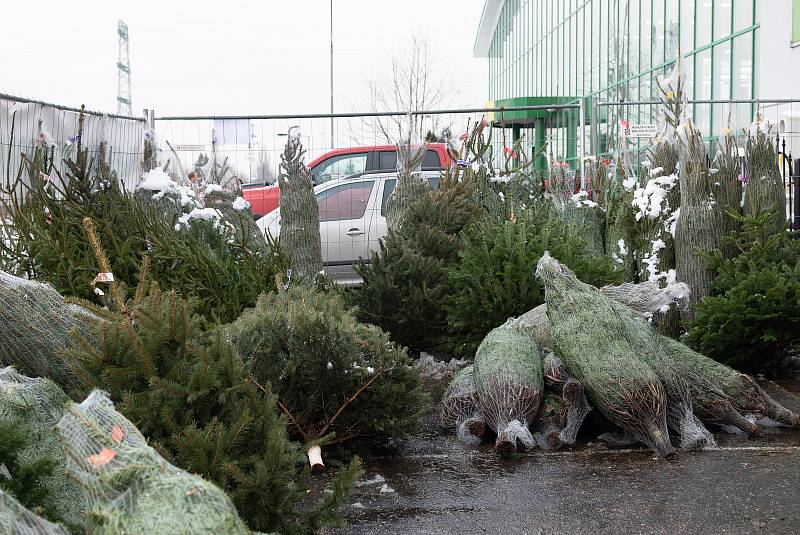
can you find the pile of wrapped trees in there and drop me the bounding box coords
[441,253,798,457]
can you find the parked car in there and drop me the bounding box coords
[244,143,450,216]
[256,170,441,286]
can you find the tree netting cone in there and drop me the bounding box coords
[744,117,786,237]
[675,121,726,320]
[473,321,543,456]
[439,365,485,445]
[384,142,431,231]
[658,336,799,428]
[0,367,86,531]
[0,490,69,535]
[535,253,674,457]
[278,135,323,282]
[596,295,717,450]
[0,270,94,391]
[56,390,251,534]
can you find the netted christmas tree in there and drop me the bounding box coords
[226,284,425,468]
[536,253,674,456]
[0,270,96,391]
[0,368,85,532]
[472,321,543,456]
[743,110,786,237]
[278,133,323,282]
[384,139,431,230]
[0,489,69,535]
[57,390,251,534]
[674,118,727,320]
[439,365,485,445]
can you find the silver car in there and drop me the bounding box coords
[256,170,441,286]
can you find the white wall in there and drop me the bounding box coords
[757,0,800,161]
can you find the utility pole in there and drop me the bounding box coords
[330,0,334,148]
[117,20,132,116]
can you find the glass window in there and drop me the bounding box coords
[665,0,680,61]
[422,150,441,168]
[714,0,733,40]
[681,0,696,53]
[378,151,397,170]
[641,0,652,71]
[732,34,753,99]
[713,41,732,133]
[696,0,712,48]
[653,0,666,66]
[310,153,367,184]
[317,181,374,222]
[694,48,712,135]
[734,0,754,32]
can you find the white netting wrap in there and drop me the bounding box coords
[0,367,86,530]
[473,322,543,455]
[0,490,69,535]
[599,280,689,317]
[56,390,250,534]
[0,270,94,390]
[439,366,485,446]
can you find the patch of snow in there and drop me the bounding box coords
[137,169,198,207]
[176,207,223,228]
[356,474,386,487]
[232,196,251,211]
[631,174,677,221]
[379,484,395,494]
[622,177,637,191]
[648,166,664,177]
[570,190,599,208]
[205,183,223,194]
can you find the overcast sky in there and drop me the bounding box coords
[1,0,489,117]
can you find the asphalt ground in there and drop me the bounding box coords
[335,377,800,535]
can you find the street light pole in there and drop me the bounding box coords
[330,0,334,149]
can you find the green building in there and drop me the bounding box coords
[474,0,800,168]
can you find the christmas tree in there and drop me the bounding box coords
[277,133,323,282]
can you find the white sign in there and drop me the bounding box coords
[627,124,659,138]
[175,144,206,151]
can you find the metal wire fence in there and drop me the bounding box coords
[0,93,145,206]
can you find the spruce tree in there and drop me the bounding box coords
[278,134,322,282]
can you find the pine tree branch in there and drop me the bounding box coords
[317,368,392,439]
[250,375,308,441]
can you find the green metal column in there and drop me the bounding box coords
[534,117,547,171]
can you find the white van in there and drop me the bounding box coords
[256,170,441,286]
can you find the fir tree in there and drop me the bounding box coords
[226,285,426,466]
[354,173,484,353]
[0,420,58,524]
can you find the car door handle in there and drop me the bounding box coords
[346,228,365,236]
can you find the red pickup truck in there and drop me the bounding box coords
[242,143,451,217]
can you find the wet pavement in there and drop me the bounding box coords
[336,378,800,535]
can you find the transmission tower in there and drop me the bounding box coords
[117,20,132,116]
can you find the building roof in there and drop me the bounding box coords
[473,0,505,57]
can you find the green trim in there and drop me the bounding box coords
[793,0,800,45]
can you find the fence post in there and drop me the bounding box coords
[794,158,800,232]
[579,97,587,189]
[590,96,599,161]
